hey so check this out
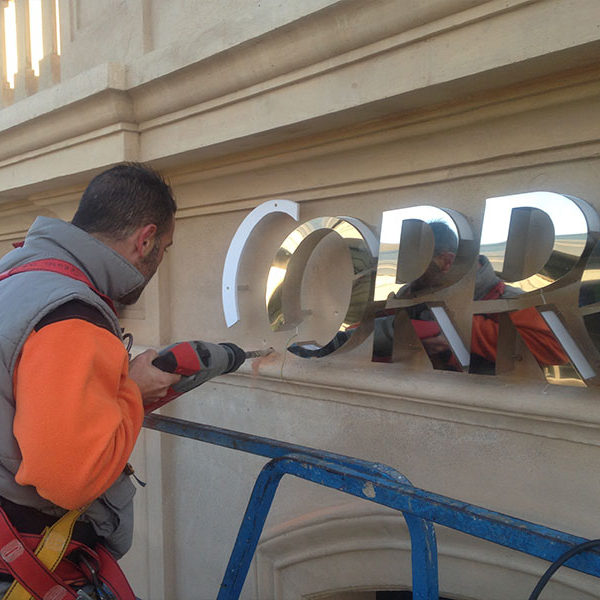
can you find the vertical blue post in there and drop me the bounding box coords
[404,515,439,600]
[364,465,439,600]
[217,461,285,600]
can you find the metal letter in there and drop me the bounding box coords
[375,206,475,302]
[223,200,299,328]
[474,192,600,385]
[373,207,475,371]
[479,192,598,292]
[266,216,378,358]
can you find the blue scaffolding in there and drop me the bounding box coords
[144,414,600,600]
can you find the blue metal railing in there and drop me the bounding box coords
[144,414,600,599]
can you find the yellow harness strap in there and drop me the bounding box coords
[4,505,88,600]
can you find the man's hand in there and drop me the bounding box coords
[129,349,182,407]
[421,334,450,356]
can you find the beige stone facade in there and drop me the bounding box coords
[1,1,600,598]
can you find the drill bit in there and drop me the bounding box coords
[244,347,274,359]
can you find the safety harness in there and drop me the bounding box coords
[0,258,136,600]
[0,259,118,315]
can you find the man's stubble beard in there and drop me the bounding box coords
[117,241,161,305]
[411,260,446,293]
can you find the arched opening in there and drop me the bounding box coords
[315,591,456,600]
[376,592,455,600]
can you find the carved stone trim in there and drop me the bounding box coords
[256,502,598,599]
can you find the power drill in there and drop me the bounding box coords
[145,341,272,412]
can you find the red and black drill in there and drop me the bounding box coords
[146,341,272,412]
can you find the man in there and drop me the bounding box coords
[373,221,567,372]
[469,253,568,374]
[372,221,461,366]
[0,163,181,597]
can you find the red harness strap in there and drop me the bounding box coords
[0,259,118,316]
[0,507,77,600]
[1,532,97,587]
[95,545,137,599]
[0,509,136,599]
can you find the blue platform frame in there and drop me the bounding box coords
[144,414,600,599]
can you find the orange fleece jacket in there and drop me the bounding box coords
[471,306,568,366]
[12,319,144,509]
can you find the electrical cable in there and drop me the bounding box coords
[528,539,600,600]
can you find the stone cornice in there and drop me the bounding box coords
[215,368,600,448]
[0,0,598,197]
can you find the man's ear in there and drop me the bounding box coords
[134,224,158,258]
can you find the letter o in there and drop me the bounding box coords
[266,216,378,358]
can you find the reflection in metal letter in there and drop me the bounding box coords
[480,192,599,293]
[470,306,590,385]
[223,200,299,328]
[429,306,470,368]
[375,206,475,302]
[266,216,378,358]
[580,239,600,310]
[372,206,475,372]
[580,239,600,356]
[539,310,595,382]
[372,302,470,372]
[474,192,600,386]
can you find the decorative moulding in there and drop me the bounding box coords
[0,0,599,196]
[220,374,600,448]
[255,502,596,600]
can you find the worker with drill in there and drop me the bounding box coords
[0,163,230,599]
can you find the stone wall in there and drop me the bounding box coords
[1,1,599,598]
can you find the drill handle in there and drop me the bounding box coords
[146,341,246,413]
[151,341,210,375]
[151,352,178,373]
